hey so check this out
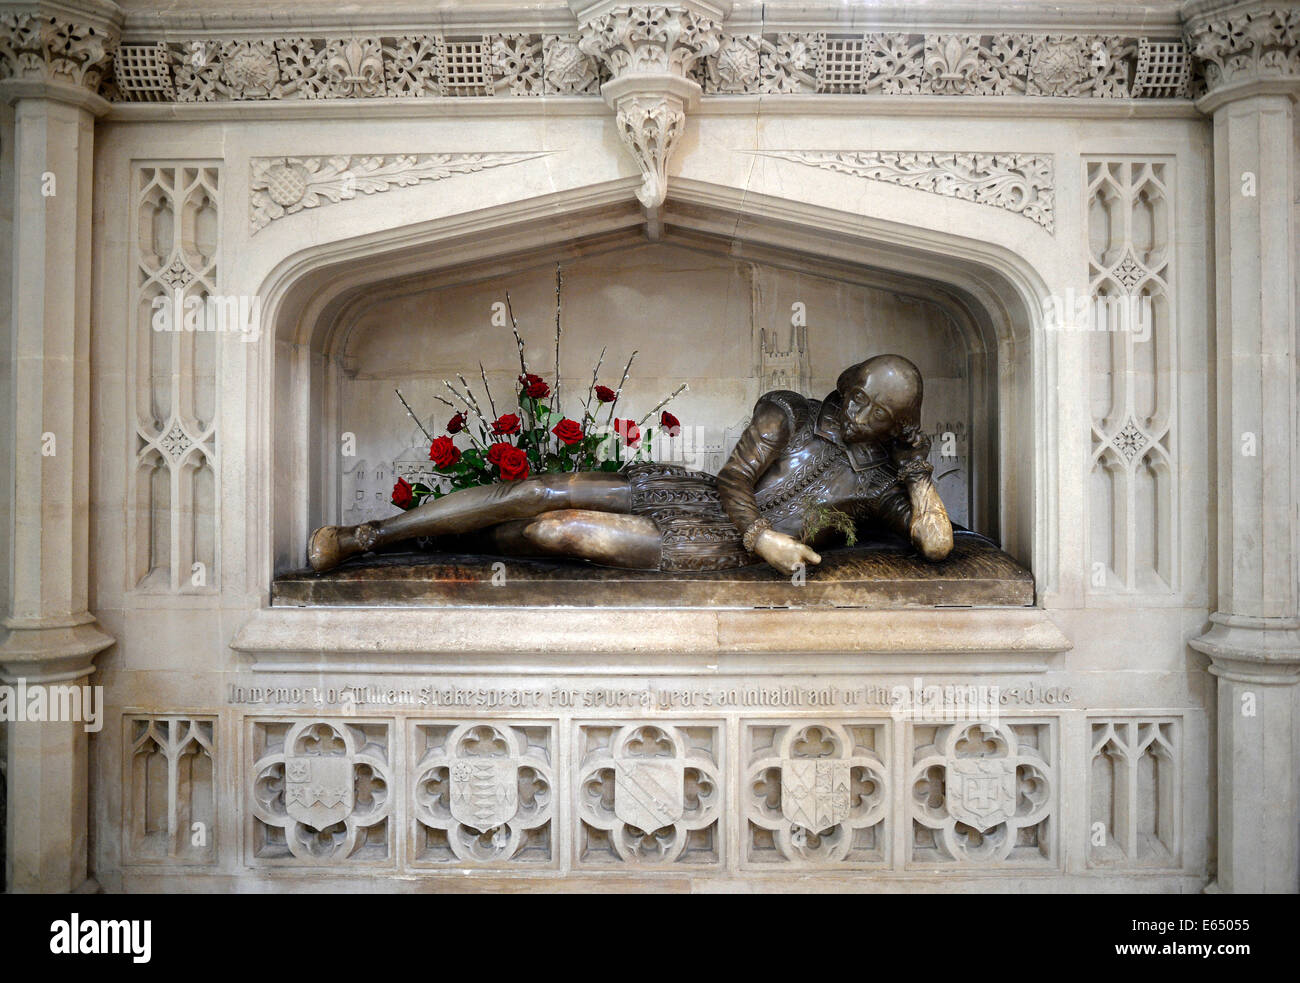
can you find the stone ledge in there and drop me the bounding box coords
[230,605,1073,673]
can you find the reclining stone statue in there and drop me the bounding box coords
[308,354,954,576]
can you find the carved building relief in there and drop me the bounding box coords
[1088,718,1180,867]
[751,150,1055,232]
[576,723,722,865]
[411,722,555,865]
[124,716,216,864]
[744,722,889,866]
[130,164,221,593]
[249,152,550,233]
[1085,159,1178,594]
[249,720,393,864]
[909,720,1056,865]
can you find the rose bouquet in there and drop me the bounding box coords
[390,271,686,511]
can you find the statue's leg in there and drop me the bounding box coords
[309,472,631,571]
[873,479,953,561]
[522,510,662,569]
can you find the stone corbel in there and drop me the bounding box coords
[570,1,728,220]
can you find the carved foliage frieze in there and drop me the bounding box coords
[411,722,555,865]
[577,722,722,865]
[105,29,1194,103]
[744,722,889,865]
[909,720,1056,865]
[1184,4,1299,91]
[751,150,1054,232]
[250,720,393,864]
[249,152,550,233]
[0,11,117,91]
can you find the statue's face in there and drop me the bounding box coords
[839,382,897,443]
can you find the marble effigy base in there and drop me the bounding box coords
[272,530,1033,609]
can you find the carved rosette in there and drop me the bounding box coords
[573,2,727,209]
[0,7,119,96]
[1183,2,1300,97]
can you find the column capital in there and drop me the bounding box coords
[0,0,121,109]
[1182,1,1300,112]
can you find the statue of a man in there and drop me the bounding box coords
[308,354,954,575]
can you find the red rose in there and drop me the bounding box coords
[660,411,681,436]
[519,373,550,399]
[487,441,513,466]
[447,412,466,434]
[391,477,414,509]
[552,418,584,446]
[614,418,640,447]
[496,444,530,481]
[492,412,522,436]
[594,385,616,403]
[429,436,461,469]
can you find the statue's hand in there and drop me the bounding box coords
[755,529,822,576]
[907,480,954,561]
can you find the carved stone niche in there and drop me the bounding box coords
[571,1,730,210]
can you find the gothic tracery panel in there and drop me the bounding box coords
[743,721,889,866]
[410,721,556,866]
[130,164,221,592]
[124,715,217,863]
[1088,717,1181,867]
[249,719,393,865]
[1086,159,1178,594]
[908,720,1057,866]
[576,722,722,866]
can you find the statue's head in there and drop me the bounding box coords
[835,354,924,445]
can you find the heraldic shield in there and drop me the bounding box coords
[284,755,355,831]
[614,760,685,831]
[781,759,851,834]
[450,760,519,832]
[946,757,1017,831]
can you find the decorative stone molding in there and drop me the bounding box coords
[0,6,119,96]
[249,152,551,233]
[572,3,727,209]
[750,150,1055,232]
[105,28,1195,104]
[1183,1,1300,100]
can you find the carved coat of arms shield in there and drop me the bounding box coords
[614,760,685,831]
[946,757,1017,831]
[781,759,851,834]
[284,755,354,831]
[450,760,519,831]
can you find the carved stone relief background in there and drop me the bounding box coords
[100,29,1197,104]
[129,164,221,593]
[744,721,889,866]
[249,720,393,864]
[576,722,722,865]
[1086,159,1178,594]
[124,716,216,864]
[909,720,1056,865]
[411,721,555,865]
[1088,717,1181,868]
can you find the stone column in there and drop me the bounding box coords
[0,1,119,893]
[1183,0,1300,894]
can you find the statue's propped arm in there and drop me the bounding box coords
[717,399,822,574]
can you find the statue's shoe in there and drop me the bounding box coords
[308,525,342,572]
